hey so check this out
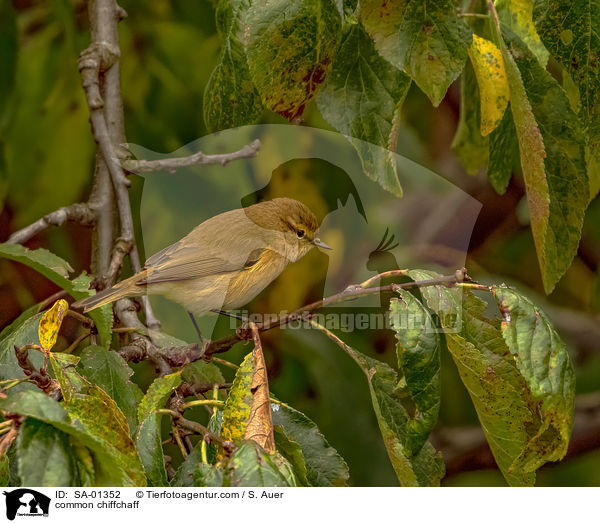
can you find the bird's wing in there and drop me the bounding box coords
[140,209,284,285]
[139,244,265,285]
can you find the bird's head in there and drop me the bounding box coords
[246,197,332,261]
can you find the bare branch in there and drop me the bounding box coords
[6,203,94,245]
[121,139,262,173]
[80,0,159,328]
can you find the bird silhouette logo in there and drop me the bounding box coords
[3,489,51,520]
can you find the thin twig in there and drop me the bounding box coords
[203,268,469,358]
[64,332,91,354]
[121,139,261,173]
[67,309,95,328]
[458,13,489,18]
[182,399,224,410]
[171,426,188,458]
[212,357,239,370]
[6,203,95,245]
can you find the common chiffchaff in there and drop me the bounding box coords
[74,198,331,315]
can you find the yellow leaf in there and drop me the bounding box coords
[507,0,548,65]
[468,35,510,136]
[38,299,69,351]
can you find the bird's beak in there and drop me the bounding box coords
[312,237,333,250]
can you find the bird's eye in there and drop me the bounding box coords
[297,229,305,238]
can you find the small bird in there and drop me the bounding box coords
[73,198,331,316]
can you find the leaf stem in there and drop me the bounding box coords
[182,399,225,410]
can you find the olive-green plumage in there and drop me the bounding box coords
[73,198,331,315]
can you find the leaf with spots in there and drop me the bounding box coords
[493,287,575,471]
[137,372,182,423]
[3,379,145,486]
[220,351,255,450]
[503,28,589,293]
[497,0,549,66]
[468,35,510,136]
[245,0,341,121]
[317,21,410,197]
[38,299,69,351]
[533,0,600,198]
[76,346,143,435]
[407,270,576,485]
[361,0,472,106]
[204,0,263,132]
[221,331,275,455]
[389,290,441,455]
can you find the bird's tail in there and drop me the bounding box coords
[72,271,148,312]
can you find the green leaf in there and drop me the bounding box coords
[136,415,168,487]
[0,245,112,346]
[0,453,10,487]
[17,419,94,487]
[504,29,589,293]
[220,351,255,446]
[317,324,444,486]
[193,463,225,487]
[223,442,297,487]
[49,354,146,486]
[77,346,143,435]
[136,372,181,485]
[493,287,575,470]
[497,0,549,66]
[0,390,145,486]
[488,102,519,194]
[204,0,263,132]
[181,360,225,387]
[170,440,204,487]
[273,425,309,486]
[452,60,489,175]
[245,0,341,121]
[0,0,17,124]
[408,270,576,485]
[389,290,441,455]
[361,0,472,106]
[0,243,73,279]
[137,372,182,423]
[317,22,410,197]
[271,400,349,486]
[533,0,600,199]
[0,309,45,382]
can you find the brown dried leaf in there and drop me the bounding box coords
[243,326,275,453]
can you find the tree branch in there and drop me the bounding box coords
[121,139,262,173]
[6,203,95,245]
[203,268,470,358]
[79,0,159,328]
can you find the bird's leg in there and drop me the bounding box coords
[210,309,248,322]
[187,311,205,343]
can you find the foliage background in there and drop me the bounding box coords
[0,0,599,486]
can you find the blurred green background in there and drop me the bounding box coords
[1,0,599,486]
